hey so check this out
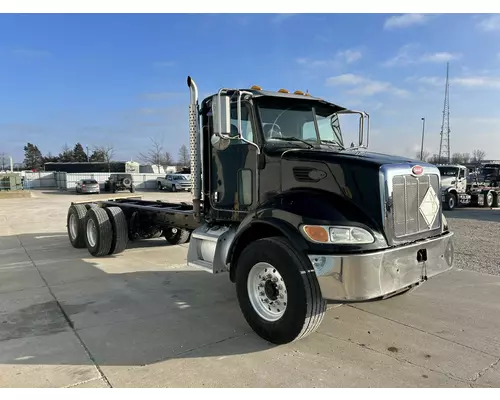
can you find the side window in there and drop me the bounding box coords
[459,169,465,179]
[230,103,254,143]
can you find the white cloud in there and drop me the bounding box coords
[383,44,462,67]
[382,44,417,67]
[476,15,500,32]
[383,14,431,30]
[296,48,362,70]
[419,52,462,63]
[327,73,366,86]
[336,49,362,64]
[326,74,409,98]
[271,14,297,23]
[415,74,500,89]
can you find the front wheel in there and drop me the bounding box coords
[164,227,191,244]
[444,193,456,211]
[235,236,327,345]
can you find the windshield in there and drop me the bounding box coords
[256,99,345,147]
[173,175,188,180]
[438,167,459,177]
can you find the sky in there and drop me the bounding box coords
[1,12,500,164]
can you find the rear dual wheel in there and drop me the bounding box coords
[67,204,128,256]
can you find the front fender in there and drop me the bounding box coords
[227,189,389,268]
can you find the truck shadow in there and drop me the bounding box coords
[0,232,294,368]
[444,208,500,223]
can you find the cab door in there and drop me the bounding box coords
[457,167,467,192]
[209,100,259,221]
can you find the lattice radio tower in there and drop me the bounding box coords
[438,62,451,163]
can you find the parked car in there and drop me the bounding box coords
[75,179,100,194]
[104,173,135,193]
[157,173,191,192]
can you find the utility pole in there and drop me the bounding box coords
[420,117,426,161]
[438,62,451,164]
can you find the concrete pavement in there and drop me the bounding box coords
[0,190,499,387]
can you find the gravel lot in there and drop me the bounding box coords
[445,208,500,277]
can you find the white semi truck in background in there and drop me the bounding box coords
[438,164,500,210]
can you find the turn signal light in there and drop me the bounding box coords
[302,225,329,243]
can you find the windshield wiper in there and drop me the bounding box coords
[272,136,314,148]
[320,139,345,150]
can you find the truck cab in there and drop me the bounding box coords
[185,77,454,343]
[437,164,469,210]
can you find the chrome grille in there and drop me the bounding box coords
[392,173,440,238]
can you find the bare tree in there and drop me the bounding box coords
[0,153,9,171]
[428,154,445,164]
[451,153,464,164]
[461,153,470,164]
[178,144,190,166]
[93,144,115,171]
[164,151,174,166]
[138,137,165,166]
[471,149,486,164]
[415,149,430,162]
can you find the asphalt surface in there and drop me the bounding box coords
[0,190,499,388]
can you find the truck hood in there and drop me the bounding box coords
[279,147,427,168]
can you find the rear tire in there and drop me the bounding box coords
[84,207,113,257]
[171,185,176,192]
[67,204,88,248]
[234,236,327,345]
[164,227,190,244]
[485,191,494,208]
[105,207,128,255]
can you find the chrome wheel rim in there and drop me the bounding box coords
[69,214,78,239]
[86,219,97,247]
[247,262,288,322]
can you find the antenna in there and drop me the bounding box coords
[438,62,451,164]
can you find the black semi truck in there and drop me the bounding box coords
[66,76,455,345]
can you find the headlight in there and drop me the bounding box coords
[300,225,375,244]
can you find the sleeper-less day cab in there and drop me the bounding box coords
[66,77,455,344]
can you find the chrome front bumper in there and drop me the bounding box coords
[307,232,454,301]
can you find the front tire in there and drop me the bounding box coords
[164,227,190,244]
[235,236,327,345]
[444,192,456,211]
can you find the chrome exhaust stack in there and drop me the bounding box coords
[187,76,201,220]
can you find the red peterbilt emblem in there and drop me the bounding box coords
[412,165,424,175]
